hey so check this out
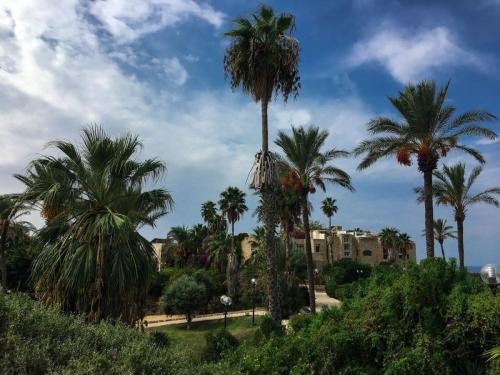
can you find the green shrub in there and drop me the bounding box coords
[163,275,206,328]
[0,293,192,375]
[203,329,239,362]
[257,315,285,339]
[149,331,170,348]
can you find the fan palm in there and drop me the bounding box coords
[416,163,499,268]
[321,197,338,264]
[396,232,413,268]
[219,186,248,298]
[0,194,31,290]
[354,81,497,258]
[201,201,217,228]
[432,219,456,260]
[207,232,232,273]
[225,5,300,321]
[276,125,354,313]
[379,227,400,264]
[15,126,173,323]
[167,226,192,266]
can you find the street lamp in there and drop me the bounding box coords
[220,295,232,329]
[480,264,499,296]
[251,278,257,325]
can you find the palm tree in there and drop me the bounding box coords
[201,201,217,226]
[219,186,248,298]
[396,232,413,268]
[167,226,192,267]
[354,81,496,258]
[207,232,232,272]
[15,126,173,323]
[432,219,456,260]
[379,227,400,264]
[224,5,300,321]
[0,194,31,290]
[321,197,338,264]
[276,125,354,313]
[416,163,500,268]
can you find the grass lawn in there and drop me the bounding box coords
[148,315,262,360]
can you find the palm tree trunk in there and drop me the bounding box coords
[439,240,446,260]
[226,222,237,298]
[0,220,9,290]
[326,216,332,264]
[261,100,269,152]
[456,218,465,269]
[262,188,281,320]
[301,194,316,314]
[423,170,435,258]
[260,98,281,321]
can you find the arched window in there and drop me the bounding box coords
[362,250,372,257]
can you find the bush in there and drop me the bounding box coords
[205,259,500,374]
[163,275,206,328]
[203,329,239,362]
[149,331,170,348]
[0,293,192,375]
[257,315,284,339]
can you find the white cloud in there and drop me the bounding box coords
[160,57,188,86]
[89,0,225,43]
[347,25,482,83]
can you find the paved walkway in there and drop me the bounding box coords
[144,291,341,328]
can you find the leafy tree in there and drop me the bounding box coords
[276,125,354,313]
[224,5,300,321]
[417,163,500,268]
[219,187,247,298]
[354,81,496,258]
[208,232,232,273]
[15,126,173,323]
[432,219,456,260]
[0,194,31,290]
[321,197,338,264]
[163,275,206,329]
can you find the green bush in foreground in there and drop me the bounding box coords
[203,259,500,374]
[0,293,192,375]
[203,329,239,362]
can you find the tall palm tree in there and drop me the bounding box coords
[379,227,400,264]
[276,125,354,313]
[321,197,338,264]
[219,186,248,298]
[354,81,497,258]
[0,194,31,290]
[225,5,300,321]
[207,232,232,272]
[15,126,173,323]
[432,219,456,260]
[416,163,500,268]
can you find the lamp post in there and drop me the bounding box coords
[480,264,499,296]
[251,278,257,325]
[220,295,232,329]
[314,268,319,284]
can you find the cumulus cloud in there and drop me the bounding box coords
[89,0,225,43]
[347,25,483,83]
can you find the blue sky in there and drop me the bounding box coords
[1,0,499,266]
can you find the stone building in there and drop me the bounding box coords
[242,226,416,269]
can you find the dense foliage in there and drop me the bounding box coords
[15,126,173,323]
[203,259,500,374]
[203,329,239,362]
[163,275,207,328]
[0,293,192,375]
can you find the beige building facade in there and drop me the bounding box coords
[291,227,416,268]
[242,226,416,269]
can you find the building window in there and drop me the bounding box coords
[315,244,320,253]
[362,250,372,257]
[343,235,350,257]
